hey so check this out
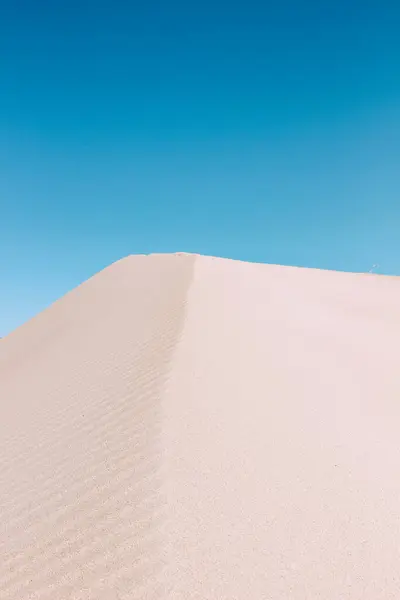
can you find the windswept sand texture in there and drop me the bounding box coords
[1,253,400,599]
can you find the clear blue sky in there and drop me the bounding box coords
[1,0,399,335]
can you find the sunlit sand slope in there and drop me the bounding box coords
[1,253,400,599]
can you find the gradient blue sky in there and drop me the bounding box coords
[1,0,399,335]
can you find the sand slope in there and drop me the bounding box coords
[1,253,400,599]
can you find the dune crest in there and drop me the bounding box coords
[1,253,400,599]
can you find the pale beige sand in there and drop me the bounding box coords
[1,253,400,599]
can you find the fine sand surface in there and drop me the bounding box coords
[1,253,400,599]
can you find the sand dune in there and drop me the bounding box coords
[1,253,400,599]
